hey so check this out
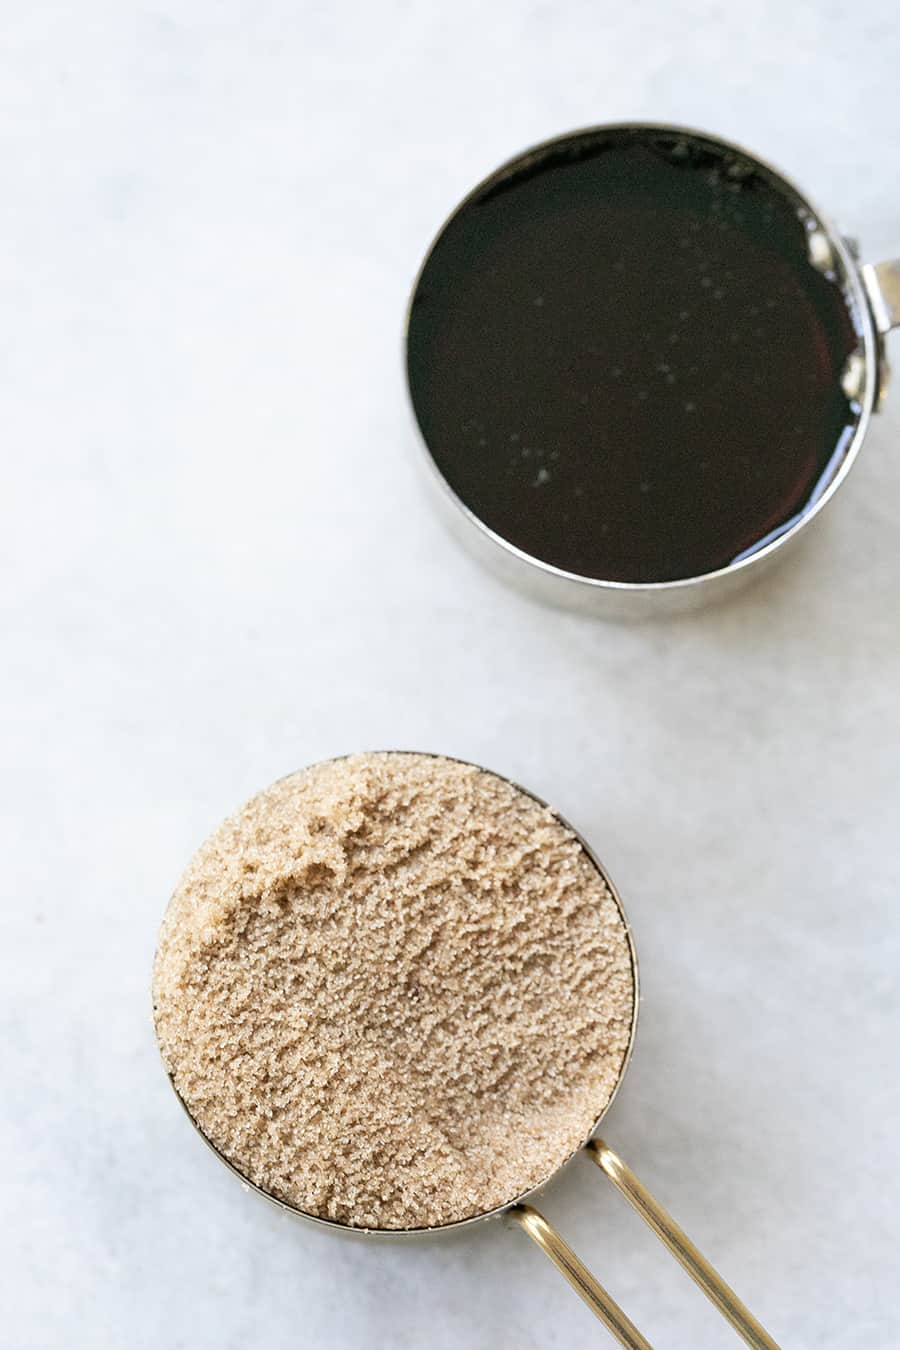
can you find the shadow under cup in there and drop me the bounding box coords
[405,124,880,615]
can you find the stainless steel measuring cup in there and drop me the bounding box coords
[404,123,899,618]
[154,753,780,1349]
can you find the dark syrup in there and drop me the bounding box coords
[406,129,862,583]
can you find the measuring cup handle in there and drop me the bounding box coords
[862,259,900,334]
[510,1138,781,1350]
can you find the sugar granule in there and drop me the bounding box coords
[153,752,635,1229]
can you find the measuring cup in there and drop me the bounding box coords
[404,122,899,617]
[154,753,780,1348]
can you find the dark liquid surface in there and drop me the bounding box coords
[406,130,862,583]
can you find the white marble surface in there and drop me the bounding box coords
[3,3,899,1347]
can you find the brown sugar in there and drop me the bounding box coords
[152,752,635,1229]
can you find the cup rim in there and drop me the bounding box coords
[155,749,641,1239]
[402,120,879,599]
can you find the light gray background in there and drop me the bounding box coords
[2,3,898,1347]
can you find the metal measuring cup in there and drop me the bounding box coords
[154,753,780,1349]
[404,123,899,618]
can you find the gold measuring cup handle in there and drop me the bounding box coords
[510,1139,780,1350]
[511,1203,651,1349]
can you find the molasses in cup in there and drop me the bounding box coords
[405,123,899,617]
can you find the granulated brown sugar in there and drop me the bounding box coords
[152,752,635,1229]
